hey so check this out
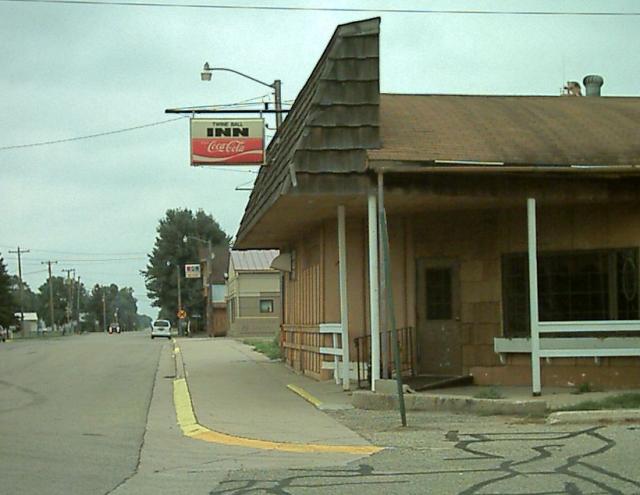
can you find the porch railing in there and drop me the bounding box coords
[354,326,416,389]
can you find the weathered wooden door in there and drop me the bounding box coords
[416,258,462,375]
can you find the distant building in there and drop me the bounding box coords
[226,250,281,338]
[198,245,230,337]
[15,312,38,336]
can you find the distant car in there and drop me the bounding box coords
[0,325,6,342]
[151,320,171,339]
[108,323,121,334]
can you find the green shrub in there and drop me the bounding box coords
[243,335,282,360]
[562,393,640,411]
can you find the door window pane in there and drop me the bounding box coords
[426,268,452,320]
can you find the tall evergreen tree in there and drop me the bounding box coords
[143,208,230,322]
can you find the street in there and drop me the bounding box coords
[0,332,160,494]
[1,333,639,495]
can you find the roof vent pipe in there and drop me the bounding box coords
[583,75,604,96]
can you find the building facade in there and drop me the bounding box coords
[226,250,281,338]
[234,17,640,391]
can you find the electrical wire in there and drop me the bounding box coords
[0,116,187,151]
[0,94,284,158]
[1,0,637,16]
[22,269,48,276]
[0,245,147,256]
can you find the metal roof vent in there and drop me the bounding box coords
[583,75,604,96]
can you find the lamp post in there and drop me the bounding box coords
[200,62,283,129]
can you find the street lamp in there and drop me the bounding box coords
[200,62,283,129]
[183,235,214,262]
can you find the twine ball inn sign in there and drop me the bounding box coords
[190,118,264,166]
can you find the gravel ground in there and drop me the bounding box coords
[327,408,545,448]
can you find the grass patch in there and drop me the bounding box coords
[561,393,640,411]
[243,335,282,360]
[474,386,505,400]
[572,382,595,394]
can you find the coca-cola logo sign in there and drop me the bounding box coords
[207,140,245,154]
[190,118,264,166]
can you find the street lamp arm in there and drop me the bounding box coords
[208,67,275,89]
[184,234,207,244]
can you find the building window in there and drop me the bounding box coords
[259,299,274,314]
[502,248,639,337]
[210,284,226,303]
[426,268,452,320]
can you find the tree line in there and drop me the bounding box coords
[0,255,148,332]
[0,207,229,332]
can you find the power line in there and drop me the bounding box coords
[23,268,48,276]
[0,116,187,151]
[0,244,147,256]
[196,166,259,174]
[50,257,147,263]
[1,0,638,16]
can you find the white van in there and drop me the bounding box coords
[151,320,172,339]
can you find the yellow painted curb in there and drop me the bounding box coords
[286,384,323,409]
[172,378,382,455]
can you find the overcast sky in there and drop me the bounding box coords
[1,0,638,317]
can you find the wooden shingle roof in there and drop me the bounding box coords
[235,17,381,245]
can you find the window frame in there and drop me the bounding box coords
[259,299,274,314]
[501,247,639,337]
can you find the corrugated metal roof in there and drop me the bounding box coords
[231,250,279,271]
[369,94,640,166]
[15,312,38,321]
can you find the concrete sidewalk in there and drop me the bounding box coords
[178,337,640,424]
[176,338,370,447]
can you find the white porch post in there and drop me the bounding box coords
[368,191,381,391]
[338,205,350,390]
[527,198,542,396]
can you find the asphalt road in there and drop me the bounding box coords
[0,332,162,495]
[208,411,640,494]
[2,333,639,495]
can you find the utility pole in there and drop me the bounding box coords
[273,79,283,129]
[76,276,81,333]
[41,260,58,331]
[176,264,182,336]
[9,246,30,335]
[61,268,75,331]
[102,287,107,332]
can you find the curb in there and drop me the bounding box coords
[287,384,323,409]
[352,391,547,416]
[547,409,640,425]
